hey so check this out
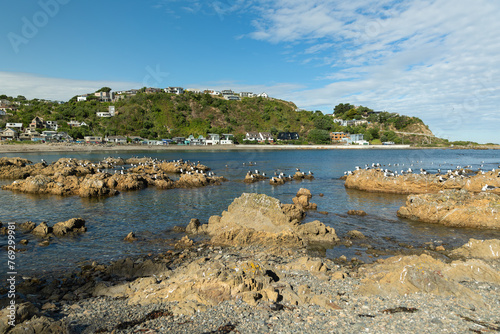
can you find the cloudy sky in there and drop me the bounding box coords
[1,0,499,143]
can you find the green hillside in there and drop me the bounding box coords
[0,91,451,146]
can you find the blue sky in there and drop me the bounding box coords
[1,0,500,143]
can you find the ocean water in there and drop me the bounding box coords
[1,148,500,279]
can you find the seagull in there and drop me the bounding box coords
[482,184,497,191]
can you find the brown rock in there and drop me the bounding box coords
[357,253,500,308]
[397,190,500,229]
[124,232,138,242]
[186,218,201,234]
[32,222,52,237]
[347,210,367,216]
[346,230,366,239]
[450,238,500,259]
[52,218,86,236]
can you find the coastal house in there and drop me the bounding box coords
[221,90,235,97]
[29,116,45,131]
[259,132,273,142]
[0,109,5,116]
[342,133,364,145]
[331,132,349,142]
[83,136,102,144]
[245,132,260,141]
[277,132,299,141]
[220,134,234,145]
[128,136,144,144]
[245,132,273,143]
[187,135,206,145]
[172,137,187,145]
[77,95,87,102]
[0,128,18,140]
[239,92,255,98]
[205,133,220,145]
[205,90,221,96]
[42,130,58,141]
[224,95,240,101]
[257,92,269,98]
[105,135,127,144]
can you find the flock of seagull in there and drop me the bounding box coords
[344,160,500,191]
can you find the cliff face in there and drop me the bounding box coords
[397,190,500,229]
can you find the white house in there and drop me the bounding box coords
[220,134,234,145]
[164,87,184,94]
[205,133,220,145]
[239,92,255,98]
[6,123,23,130]
[245,132,273,143]
[257,92,269,98]
[105,135,127,144]
[77,95,87,102]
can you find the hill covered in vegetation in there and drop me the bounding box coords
[0,90,455,146]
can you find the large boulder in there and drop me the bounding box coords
[397,189,500,229]
[292,188,317,210]
[357,253,500,309]
[193,193,337,247]
[52,218,86,236]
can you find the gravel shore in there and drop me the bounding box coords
[2,241,499,334]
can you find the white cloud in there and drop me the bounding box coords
[245,0,500,143]
[0,72,141,101]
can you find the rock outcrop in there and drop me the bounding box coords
[292,188,317,210]
[344,168,500,195]
[449,238,500,259]
[189,192,338,247]
[397,189,500,229]
[357,253,500,309]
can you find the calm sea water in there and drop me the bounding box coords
[1,148,500,280]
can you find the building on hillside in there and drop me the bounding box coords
[221,90,234,97]
[6,123,23,130]
[145,88,163,94]
[186,88,202,94]
[128,136,144,143]
[257,92,269,98]
[164,87,184,94]
[77,95,87,102]
[45,121,58,130]
[29,116,45,131]
[68,120,85,127]
[94,91,114,102]
[331,132,349,142]
[205,90,221,96]
[239,92,255,98]
[277,132,299,140]
[224,95,240,101]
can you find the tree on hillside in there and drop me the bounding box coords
[308,129,331,144]
[333,103,355,116]
[96,87,112,93]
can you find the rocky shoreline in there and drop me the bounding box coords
[0,157,225,198]
[1,190,500,333]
